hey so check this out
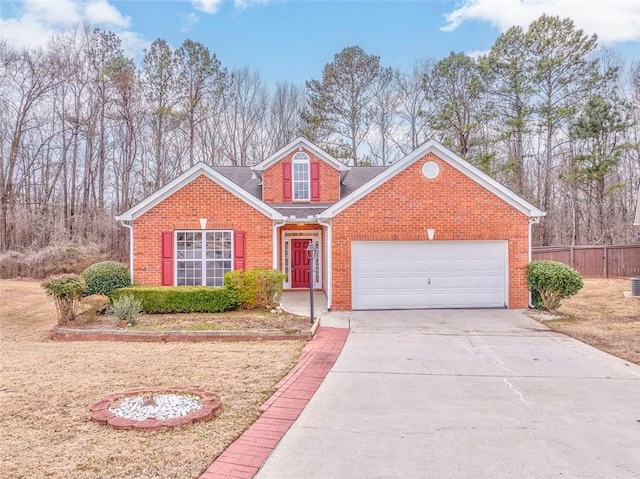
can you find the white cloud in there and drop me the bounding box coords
[0,0,139,53]
[118,30,151,62]
[442,0,640,44]
[234,0,273,9]
[466,49,489,59]
[24,0,82,25]
[84,0,130,28]
[179,12,200,33]
[0,15,53,49]
[191,0,224,14]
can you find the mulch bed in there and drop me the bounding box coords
[67,309,311,333]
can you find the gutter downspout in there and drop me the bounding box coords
[317,217,332,311]
[119,220,134,284]
[528,217,541,308]
[273,217,287,272]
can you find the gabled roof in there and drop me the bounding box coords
[115,162,284,222]
[634,186,640,226]
[212,166,261,199]
[318,139,546,219]
[340,166,387,197]
[252,137,349,173]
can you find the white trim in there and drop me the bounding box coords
[174,229,233,287]
[253,137,349,173]
[120,221,134,284]
[273,219,287,270]
[317,217,332,310]
[115,162,284,222]
[318,139,546,219]
[281,230,322,289]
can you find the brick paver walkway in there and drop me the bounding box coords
[200,326,349,479]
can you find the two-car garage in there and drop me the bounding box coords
[351,240,508,310]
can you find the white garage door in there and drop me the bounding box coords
[352,240,507,310]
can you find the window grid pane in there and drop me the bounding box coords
[176,231,232,286]
[293,159,309,200]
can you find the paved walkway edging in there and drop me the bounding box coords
[199,326,349,479]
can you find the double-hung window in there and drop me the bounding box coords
[176,231,232,286]
[292,152,310,201]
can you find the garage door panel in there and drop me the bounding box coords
[352,241,507,310]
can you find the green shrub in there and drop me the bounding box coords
[42,274,87,325]
[526,260,584,311]
[225,268,286,309]
[81,261,131,297]
[112,286,241,314]
[107,294,142,326]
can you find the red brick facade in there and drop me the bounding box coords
[132,175,272,285]
[125,141,536,311]
[262,147,341,204]
[329,152,530,310]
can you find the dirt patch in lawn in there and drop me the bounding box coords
[527,278,640,365]
[0,279,306,479]
[68,309,310,333]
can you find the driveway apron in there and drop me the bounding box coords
[256,310,640,479]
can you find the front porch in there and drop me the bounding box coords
[281,290,328,318]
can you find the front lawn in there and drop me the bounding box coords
[0,279,305,479]
[532,278,640,365]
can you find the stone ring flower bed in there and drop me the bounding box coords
[90,387,221,431]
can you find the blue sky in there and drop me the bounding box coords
[1,0,639,87]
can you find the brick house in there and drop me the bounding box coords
[116,137,545,311]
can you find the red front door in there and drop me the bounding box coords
[291,239,311,288]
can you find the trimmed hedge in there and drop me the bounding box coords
[225,268,286,309]
[527,260,583,311]
[81,261,131,297]
[111,286,241,314]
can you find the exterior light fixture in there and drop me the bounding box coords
[427,229,435,241]
[306,242,318,324]
[200,218,207,229]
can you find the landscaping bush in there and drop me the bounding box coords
[526,260,584,311]
[107,294,142,326]
[81,261,131,297]
[225,268,286,309]
[41,274,87,325]
[112,286,241,314]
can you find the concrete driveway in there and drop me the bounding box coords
[256,310,640,479]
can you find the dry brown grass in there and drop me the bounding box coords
[0,280,305,479]
[535,278,640,365]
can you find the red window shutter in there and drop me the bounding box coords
[161,231,173,286]
[310,161,321,201]
[283,162,292,201]
[234,231,246,271]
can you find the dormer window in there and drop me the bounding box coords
[292,152,310,201]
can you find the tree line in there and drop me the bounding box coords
[1,14,639,261]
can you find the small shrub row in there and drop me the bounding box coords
[225,269,286,309]
[112,286,241,314]
[527,260,583,311]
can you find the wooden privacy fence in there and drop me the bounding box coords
[531,245,640,278]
